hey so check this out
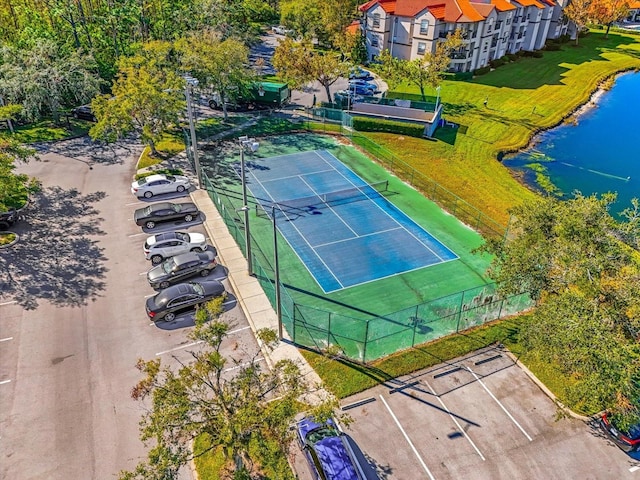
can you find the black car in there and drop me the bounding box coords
[147,250,217,289]
[0,209,19,230]
[71,105,96,122]
[134,201,201,229]
[600,412,640,452]
[145,280,226,322]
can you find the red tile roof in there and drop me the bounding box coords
[346,21,361,35]
[429,3,447,18]
[513,0,545,8]
[396,0,432,15]
[472,2,496,16]
[489,0,517,12]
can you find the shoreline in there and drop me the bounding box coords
[498,67,638,162]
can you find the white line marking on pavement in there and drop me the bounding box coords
[143,293,155,298]
[379,394,436,480]
[423,380,485,461]
[126,201,144,206]
[630,466,639,473]
[466,366,533,441]
[0,337,13,342]
[228,326,250,335]
[156,341,204,356]
[0,301,17,306]
[223,358,264,373]
[0,380,11,385]
[129,232,146,238]
[139,272,147,276]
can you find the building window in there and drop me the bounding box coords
[373,13,380,27]
[371,35,379,47]
[417,42,426,55]
[420,19,429,35]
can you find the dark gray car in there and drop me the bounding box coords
[145,280,226,322]
[147,250,217,289]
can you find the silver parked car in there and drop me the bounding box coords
[131,173,191,198]
[143,231,209,264]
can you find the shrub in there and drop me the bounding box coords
[490,58,506,68]
[448,71,474,81]
[505,53,518,62]
[352,117,425,137]
[473,66,491,76]
[559,34,571,43]
[545,43,562,51]
[134,168,184,181]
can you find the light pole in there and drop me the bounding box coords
[272,205,283,339]
[183,75,202,188]
[238,136,260,275]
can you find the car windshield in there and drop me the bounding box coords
[176,232,187,242]
[192,283,204,295]
[144,206,152,215]
[172,204,181,212]
[138,177,149,185]
[610,414,640,440]
[162,258,178,273]
[306,426,338,446]
[166,175,176,182]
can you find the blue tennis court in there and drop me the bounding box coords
[244,150,458,293]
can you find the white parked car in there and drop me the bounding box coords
[131,174,191,198]
[143,231,209,264]
[272,25,292,35]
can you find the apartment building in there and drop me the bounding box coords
[359,0,569,72]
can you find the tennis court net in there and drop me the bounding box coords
[255,180,389,218]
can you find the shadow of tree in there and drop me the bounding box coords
[34,135,142,166]
[0,186,108,309]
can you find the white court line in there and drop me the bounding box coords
[0,301,17,306]
[298,176,358,237]
[314,226,403,248]
[0,337,13,342]
[466,366,533,442]
[0,380,11,385]
[423,380,485,461]
[379,394,436,480]
[630,466,639,473]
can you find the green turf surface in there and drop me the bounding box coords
[201,132,527,360]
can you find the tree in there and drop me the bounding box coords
[370,30,463,101]
[564,0,593,45]
[120,298,338,479]
[273,38,349,102]
[89,40,184,155]
[176,31,253,121]
[589,0,630,38]
[0,138,39,212]
[0,102,22,134]
[480,192,640,425]
[0,39,102,122]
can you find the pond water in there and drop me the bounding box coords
[503,71,640,216]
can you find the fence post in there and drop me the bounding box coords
[456,291,465,332]
[411,305,419,347]
[363,319,369,363]
[497,298,504,320]
[327,311,332,348]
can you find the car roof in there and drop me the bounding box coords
[148,202,174,211]
[155,282,196,303]
[172,250,213,265]
[142,174,168,183]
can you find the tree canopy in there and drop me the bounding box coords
[120,298,337,479]
[481,193,640,426]
[0,137,39,212]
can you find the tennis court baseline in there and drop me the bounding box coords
[245,150,458,293]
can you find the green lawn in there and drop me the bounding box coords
[372,30,640,224]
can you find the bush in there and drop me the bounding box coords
[490,58,506,68]
[545,43,562,51]
[134,168,184,180]
[559,34,571,43]
[352,117,425,137]
[522,50,544,58]
[473,66,491,76]
[506,53,518,62]
[447,71,474,81]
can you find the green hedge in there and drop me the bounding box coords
[352,117,425,137]
[474,65,491,76]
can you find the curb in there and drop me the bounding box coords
[0,231,19,248]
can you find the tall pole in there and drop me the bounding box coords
[240,147,253,276]
[435,85,441,112]
[184,81,201,188]
[272,205,283,339]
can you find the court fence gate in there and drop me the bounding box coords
[202,171,532,364]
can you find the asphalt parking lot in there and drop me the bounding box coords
[0,142,261,479]
[336,345,640,480]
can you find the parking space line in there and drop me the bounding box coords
[0,337,13,342]
[0,300,17,306]
[228,326,250,334]
[423,380,485,461]
[379,394,436,480]
[129,232,146,238]
[223,358,264,373]
[156,340,204,356]
[466,366,533,442]
[0,380,11,385]
[630,466,639,473]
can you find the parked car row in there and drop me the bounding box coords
[130,178,228,323]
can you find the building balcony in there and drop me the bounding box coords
[451,51,469,59]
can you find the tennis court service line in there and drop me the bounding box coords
[316,150,453,263]
[246,167,345,290]
[313,226,405,248]
[260,167,336,184]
